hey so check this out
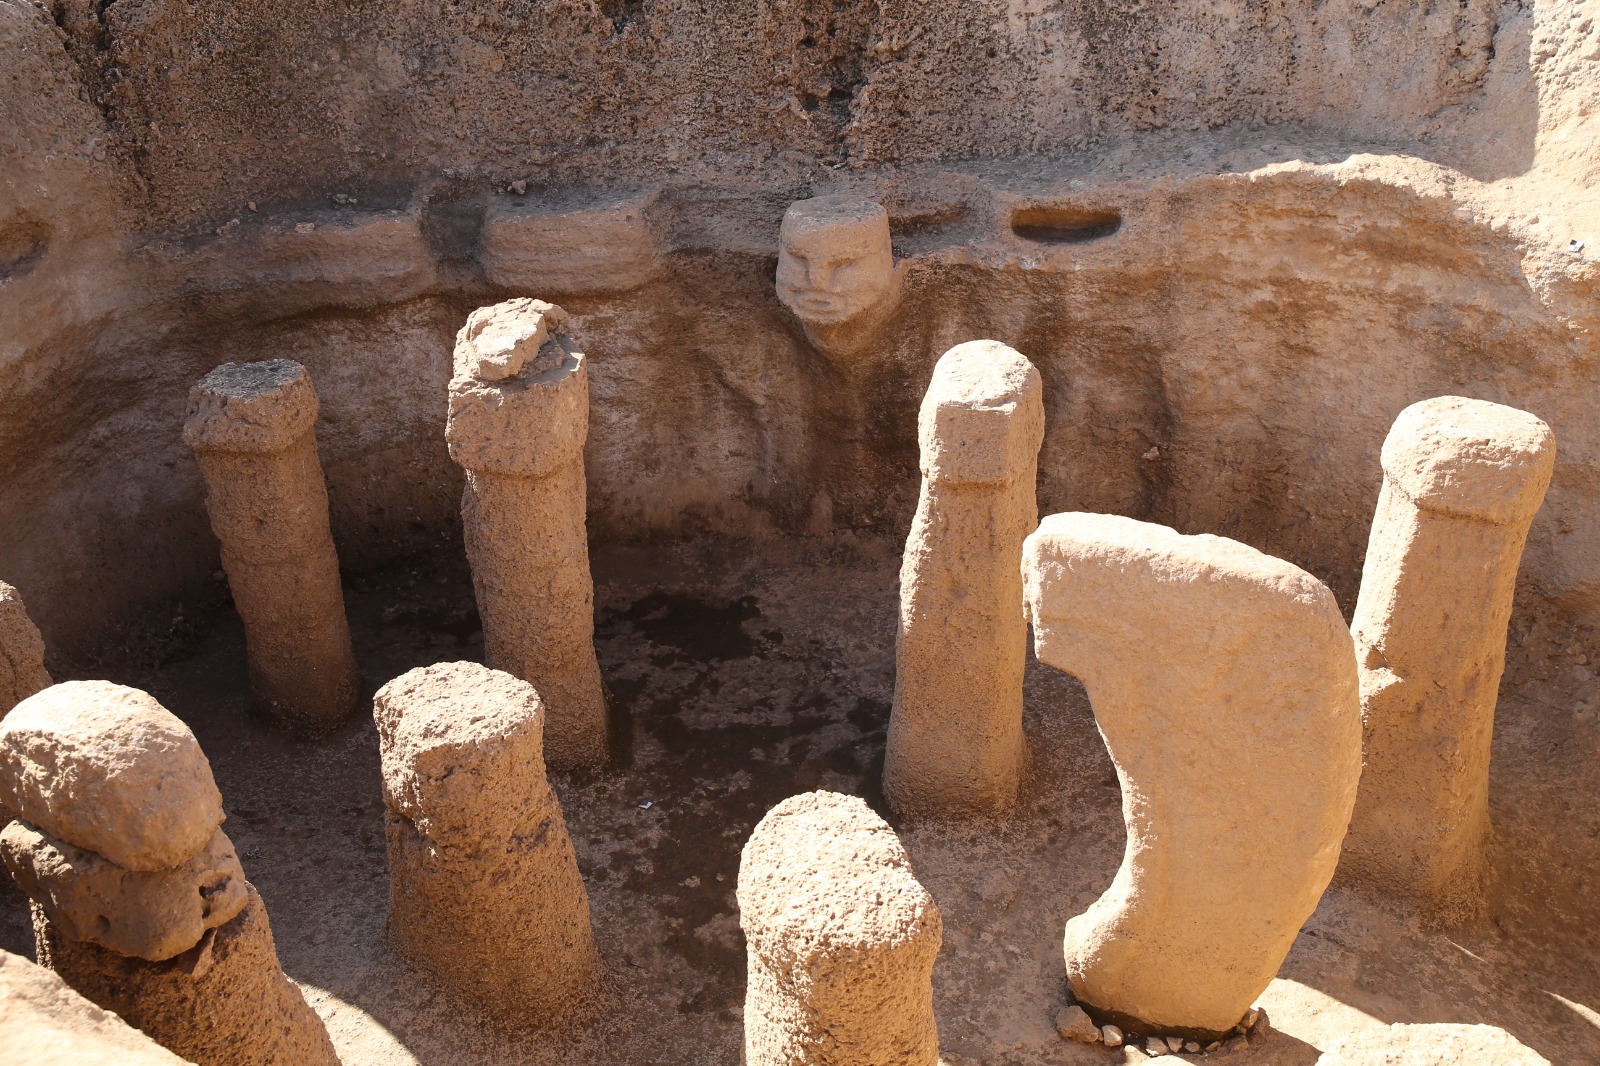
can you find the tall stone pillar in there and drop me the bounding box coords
[1022,513,1361,1040]
[884,340,1044,819]
[374,661,600,1028]
[0,581,50,719]
[738,791,942,1066]
[1340,396,1555,922]
[183,360,358,735]
[447,299,608,771]
[0,681,339,1066]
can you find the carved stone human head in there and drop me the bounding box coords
[776,198,901,358]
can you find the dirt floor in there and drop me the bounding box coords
[2,534,1597,1064]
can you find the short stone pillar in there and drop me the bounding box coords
[1022,514,1361,1040]
[183,360,358,735]
[738,791,942,1066]
[884,340,1044,819]
[374,661,600,1027]
[0,580,50,718]
[447,299,609,771]
[1340,396,1555,922]
[0,681,340,1066]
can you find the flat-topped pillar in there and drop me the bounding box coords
[183,359,358,735]
[447,299,609,771]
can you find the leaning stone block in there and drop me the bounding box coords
[36,885,340,1066]
[183,359,359,735]
[375,661,600,1027]
[1022,513,1361,1039]
[885,339,1043,819]
[738,790,942,1066]
[1341,396,1555,922]
[1,821,247,962]
[447,299,609,770]
[0,948,193,1066]
[0,580,50,718]
[0,681,223,872]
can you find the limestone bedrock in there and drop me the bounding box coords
[1,821,248,962]
[446,299,609,771]
[0,580,50,719]
[775,197,902,360]
[0,949,193,1066]
[183,359,360,735]
[885,339,1044,819]
[0,681,223,872]
[1022,513,1361,1039]
[1340,396,1555,923]
[36,884,341,1066]
[374,662,599,1027]
[1317,1022,1551,1064]
[738,790,942,1066]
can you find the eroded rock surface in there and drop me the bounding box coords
[0,949,194,1066]
[0,581,49,718]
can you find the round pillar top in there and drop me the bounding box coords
[918,339,1045,485]
[737,790,940,961]
[1381,396,1555,524]
[0,681,224,872]
[182,359,319,454]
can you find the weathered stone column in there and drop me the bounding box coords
[0,681,339,1066]
[183,360,358,735]
[884,340,1043,819]
[1022,514,1361,1040]
[738,791,942,1066]
[0,580,50,718]
[1340,396,1555,922]
[447,299,609,771]
[374,661,599,1028]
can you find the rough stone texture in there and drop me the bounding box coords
[775,197,902,359]
[1,821,247,962]
[183,359,359,735]
[35,884,340,1066]
[1022,512,1362,1039]
[884,339,1043,819]
[0,948,194,1066]
[0,581,50,718]
[373,661,599,1028]
[1341,396,1556,923]
[481,193,661,294]
[446,300,609,770]
[738,790,941,1066]
[0,681,223,872]
[1318,1022,1551,1065]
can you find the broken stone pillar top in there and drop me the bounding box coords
[738,791,940,962]
[182,359,319,454]
[0,681,223,872]
[1381,396,1555,524]
[445,298,589,479]
[373,661,550,845]
[917,340,1045,485]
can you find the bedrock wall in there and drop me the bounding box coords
[0,0,1596,666]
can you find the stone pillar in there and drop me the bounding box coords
[0,580,50,718]
[0,681,339,1066]
[374,661,599,1028]
[1022,514,1361,1040]
[884,340,1044,819]
[1,949,192,1066]
[1340,396,1555,922]
[446,299,609,771]
[183,360,358,735]
[738,791,942,1066]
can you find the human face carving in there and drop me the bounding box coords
[776,199,897,336]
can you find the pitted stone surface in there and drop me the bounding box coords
[0,681,223,872]
[0,949,193,1066]
[739,790,941,1065]
[885,339,1044,819]
[0,580,50,719]
[2,821,247,962]
[181,360,319,455]
[1023,513,1361,1038]
[1381,396,1556,523]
